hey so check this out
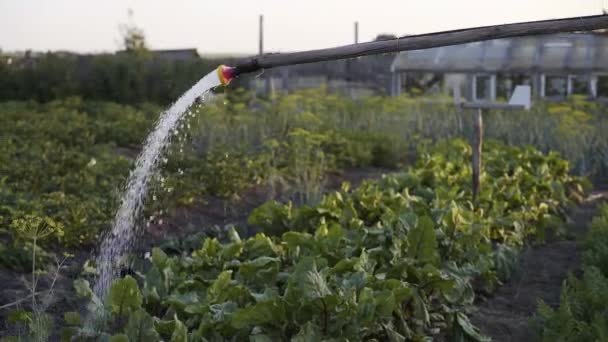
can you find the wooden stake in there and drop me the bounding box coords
[472,108,483,203]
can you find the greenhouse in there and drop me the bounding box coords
[391,33,608,101]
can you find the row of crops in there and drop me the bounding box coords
[2,90,607,269]
[0,96,405,271]
[48,139,585,341]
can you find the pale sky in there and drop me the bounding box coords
[0,0,605,54]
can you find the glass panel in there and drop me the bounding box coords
[570,76,588,95]
[545,76,567,97]
[495,74,532,100]
[510,39,537,70]
[475,75,491,100]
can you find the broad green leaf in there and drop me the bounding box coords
[125,309,159,342]
[290,256,316,284]
[155,319,176,340]
[227,225,242,243]
[382,322,407,342]
[167,292,200,310]
[332,258,357,273]
[248,201,291,236]
[107,276,142,315]
[73,278,92,298]
[73,278,102,307]
[221,241,244,259]
[243,234,278,258]
[171,315,188,342]
[455,312,491,342]
[291,321,321,342]
[407,216,439,264]
[412,291,430,325]
[209,301,238,322]
[289,257,331,301]
[326,223,345,242]
[195,238,222,260]
[375,290,396,317]
[251,288,279,303]
[151,247,168,269]
[239,257,280,286]
[358,287,376,324]
[231,300,285,330]
[207,270,232,303]
[341,271,366,293]
[282,231,315,251]
[302,267,331,300]
[354,249,374,273]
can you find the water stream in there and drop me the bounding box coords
[93,70,221,299]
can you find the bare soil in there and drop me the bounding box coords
[471,187,608,342]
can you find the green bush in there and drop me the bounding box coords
[0,52,225,105]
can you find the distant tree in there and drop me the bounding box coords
[119,9,148,53]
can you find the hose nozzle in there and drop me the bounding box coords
[217,65,237,86]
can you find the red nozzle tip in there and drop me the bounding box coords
[218,65,236,86]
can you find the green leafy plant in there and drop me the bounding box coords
[65,139,584,340]
[534,204,608,341]
[1,215,69,342]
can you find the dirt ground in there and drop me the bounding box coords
[471,187,608,342]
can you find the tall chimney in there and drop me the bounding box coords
[354,21,359,44]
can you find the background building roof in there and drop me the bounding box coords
[391,33,608,73]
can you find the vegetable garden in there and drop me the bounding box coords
[0,88,607,341]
